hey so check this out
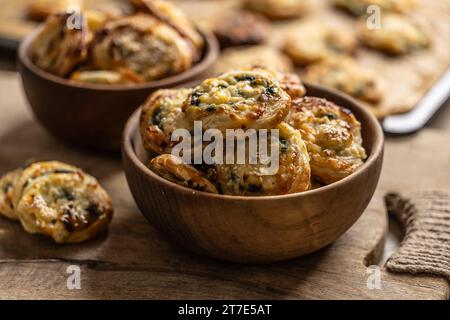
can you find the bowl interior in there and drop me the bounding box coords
[19,26,219,91]
[124,83,384,201]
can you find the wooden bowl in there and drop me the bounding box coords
[122,84,384,263]
[18,27,218,153]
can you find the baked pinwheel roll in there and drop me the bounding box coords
[285,97,367,184]
[13,161,113,243]
[210,123,311,196]
[140,88,192,155]
[32,13,91,77]
[0,169,21,221]
[357,13,429,55]
[183,69,291,131]
[130,0,204,61]
[283,22,358,66]
[27,0,85,22]
[243,0,308,20]
[91,14,194,82]
[303,57,382,104]
[334,0,415,16]
[213,10,270,49]
[149,154,218,194]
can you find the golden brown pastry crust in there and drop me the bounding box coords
[213,10,270,49]
[211,122,311,196]
[15,168,113,243]
[32,13,91,77]
[282,22,358,66]
[149,154,218,193]
[303,56,382,104]
[357,13,429,55]
[140,88,192,155]
[243,0,308,20]
[0,169,21,221]
[285,97,367,184]
[334,0,416,16]
[183,69,291,131]
[90,14,193,82]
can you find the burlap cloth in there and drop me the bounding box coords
[384,190,450,281]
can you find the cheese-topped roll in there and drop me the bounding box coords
[334,0,415,16]
[32,13,90,77]
[357,13,429,55]
[140,88,192,154]
[12,161,80,210]
[303,57,382,104]
[149,154,218,194]
[183,69,291,131]
[130,0,204,61]
[15,165,113,243]
[211,123,311,196]
[0,170,21,221]
[286,97,367,184]
[27,0,85,22]
[243,0,308,20]
[91,14,193,82]
[283,22,357,66]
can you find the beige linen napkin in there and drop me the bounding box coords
[384,190,450,281]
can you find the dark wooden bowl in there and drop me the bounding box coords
[18,27,218,153]
[122,84,384,263]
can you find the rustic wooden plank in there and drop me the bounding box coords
[0,71,448,299]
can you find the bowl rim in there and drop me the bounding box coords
[122,83,384,202]
[18,25,219,92]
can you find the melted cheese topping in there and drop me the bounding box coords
[183,70,291,130]
[286,97,367,184]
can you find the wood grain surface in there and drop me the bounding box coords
[0,71,448,299]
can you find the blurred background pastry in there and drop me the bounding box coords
[243,0,310,20]
[90,14,194,82]
[31,13,91,77]
[333,0,416,16]
[303,56,382,104]
[212,10,271,49]
[286,96,367,184]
